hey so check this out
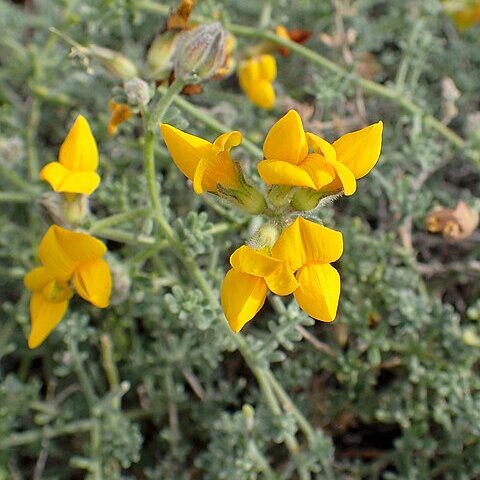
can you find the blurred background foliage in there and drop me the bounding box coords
[1,0,480,478]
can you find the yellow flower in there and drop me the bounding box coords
[442,0,480,30]
[258,110,383,196]
[221,245,299,332]
[221,217,343,332]
[160,124,242,194]
[40,115,100,195]
[24,225,112,348]
[107,100,132,136]
[271,217,343,322]
[238,54,277,109]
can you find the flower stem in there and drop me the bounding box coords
[88,207,150,234]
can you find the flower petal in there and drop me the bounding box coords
[40,162,100,194]
[245,80,275,110]
[193,151,240,194]
[28,292,69,349]
[73,258,111,308]
[327,160,357,196]
[258,54,277,82]
[212,131,242,151]
[263,110,308,165]
[39,225,107,280]
[59,115,98,172]
[332,121,383,179]
[24,267,55,292]
[271,217,343,271]
[264,263,299,296]
[221,269,268,333]
[258,160,316,189]
[230,245,281,277]
[230,245,298,296]
[160,124,212,181]
[306,132,337,164]
[238,58,259,92]
[294,263,340,322]
[299,154,336,190]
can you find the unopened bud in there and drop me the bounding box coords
[250,223,280,250]
[174,22,226,81]
[62,193,89,226]
[88,45,138,80]
[147,31,178,80]
[124,77,150,106]
[37,192,89,228]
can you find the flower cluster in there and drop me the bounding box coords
[25,116,112,348]
[161,110,383,332]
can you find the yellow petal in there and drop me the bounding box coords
[326,160,357,196]
[40,162,100,194]
[238,58,259,92]
[73,258,111,308]
[59,115,98,172]
[160,124,212,181]
[245,80,275,110]
[230,245,280,277]
[294,263,340,321]
[258,160,316,189]
[258,54,277,82]
[212,131,242,151]
[39,225,107,280]
[306,133,337,164]
[271,217,343,271]
[24,266,55,292]
[28,292,69,349]
[264,263,299,296]
[230,245,298,295]
[299,154,336,190]
[332,121,383,179]
[263,110,308,165]
[221,269,268,333]
[193,150,240,194]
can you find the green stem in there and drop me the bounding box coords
[149,77,187,130]
[93,228,156,245]
[67,338,97,408]
[0,420,94,449]
[88,207,150,234]
[0,166,34,191]
[0,191,37,203]
[27,97,41,180]
[228,25,465,149]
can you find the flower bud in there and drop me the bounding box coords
[124,77,150,106]
[87,44,138,80]
[249,223,280,250]
[37,192,89,229]
[146,31,178,80]
[174,22,226,81]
